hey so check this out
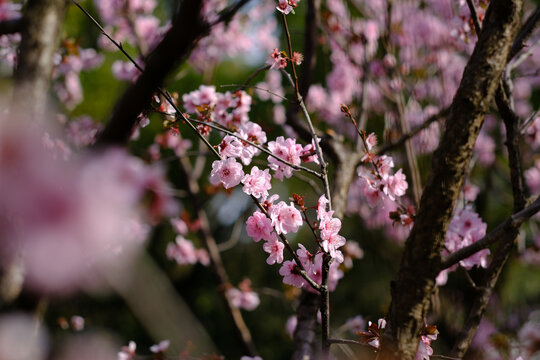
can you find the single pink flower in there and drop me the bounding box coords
[279,260,305,288]
[209,158,244,189]
[269,201,303,235]
[246,211,274,242]
[276,0,293,15]
[263,237,285,264]
[241,166,272,199]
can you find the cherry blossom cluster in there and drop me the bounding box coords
[0,20,104,110]
[246,194,345,291]
[437,206,489,285]
[94,0,167,54]
[182,85,253,131]
[0,1,21,68]
[53,40,104,109]
[166,235,210,266]
[280,244,344,292]
[226,278,261,311]
[0,119,177,294]
[347,131,412,239]
[180,83,352,289]
[190,1,278,72]
[118,339,170,360]
[267,48,303,70]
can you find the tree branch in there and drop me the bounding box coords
[508,5,540,60]
[375,107,450,155]
[441,195,540,269]
[96,0,252,145]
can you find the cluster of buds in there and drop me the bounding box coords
[267,48,304,70]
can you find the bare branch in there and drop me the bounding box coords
[508,5,540,60]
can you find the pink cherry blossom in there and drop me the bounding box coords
[241,166,272,199]
[291,51,304,65]
[525,160,540,194]
[366,133,377,151]
[246,211,274,242]
[269,201,303,234]
[279,260,305,288]
[267,136,303,180]
[263,237,285,264]
[415,339,433,360]
[227,287,260,311]
[112,60,142,83]
[166,236,198,265]
[182,85,218,114]
[209,158,244,189]
[267,48,287,69]
[276,0,293,15]
[239,121,267,145]
[149,340,170,354]
[218,135,243,159]
[296,243,314,269]
[384,168,408,200]
[118,341,136,360]
[316,195,346,261]
[439,206,489,280]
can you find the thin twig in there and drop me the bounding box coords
[216,218,243,252]
[376,107,449,155]
[508,5,540,60]
[466,0,482,35]
[220,83,293,103]
[177,155,258,356]
[239,64,271,89]
[327,338,366,346]
[508,36,540,71]
[183,115,323,178]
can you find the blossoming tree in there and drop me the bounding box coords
[1,0,540,359]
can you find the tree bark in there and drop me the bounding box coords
[12,0,67,117]
[381,0,523,358]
